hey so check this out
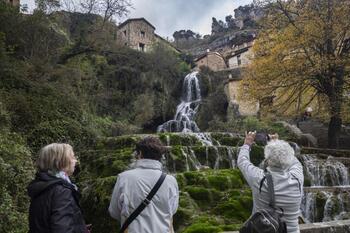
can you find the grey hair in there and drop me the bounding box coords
[264,140,295,170]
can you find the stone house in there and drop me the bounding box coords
[194,51,227,72]
[117,18,156,52]
[5,0,19,6]
[227,41,254,69]
[117,18,180,53]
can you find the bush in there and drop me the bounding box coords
[0,131,35,233]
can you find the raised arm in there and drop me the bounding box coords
[237,131,264,189]
[237,144,264,188]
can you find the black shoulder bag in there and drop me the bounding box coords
[239,171,287,233]
[118,172,167,233]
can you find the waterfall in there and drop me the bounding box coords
[157,71,201,133]
[301,154,349,186]
[301,191,316,223]
[301,154,350,223]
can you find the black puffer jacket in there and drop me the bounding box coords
[27,172,87,233]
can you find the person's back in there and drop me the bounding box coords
[238,133,303,233]
[109,137,179,233]
[249,166,302,233]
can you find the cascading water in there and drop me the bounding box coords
[301,154,349,186]
[157,71,201,133]
[158,71,236,169]
[300,154,350,223]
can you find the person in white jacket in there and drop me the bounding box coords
[237,132,303,233]
[109,136,179,233]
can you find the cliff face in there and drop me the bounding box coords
[173,4,263,57]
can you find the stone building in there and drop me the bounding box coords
[226,73,259,116]
[117,18,156,52]
[194,51,227,72]
[193,43,258,116]
[5,0,20,6]
[117,17,180,53]
[227,41,254,69]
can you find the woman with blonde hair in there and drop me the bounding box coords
[27,143,89,233]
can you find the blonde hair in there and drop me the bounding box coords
[36,143,74,173]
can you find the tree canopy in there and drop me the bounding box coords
[242,0,350,147]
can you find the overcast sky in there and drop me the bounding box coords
[21,0,253,39]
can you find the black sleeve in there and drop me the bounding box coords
[50,186,75,233]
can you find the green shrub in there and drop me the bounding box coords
[0,131,35,233]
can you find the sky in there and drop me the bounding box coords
[20,0,253,39]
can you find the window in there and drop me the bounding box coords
[237,55,241,66]
[140,31,145,38]
[123,30,127,36]
[139,43,145,51]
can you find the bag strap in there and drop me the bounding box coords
[118,172,167,233]
[265,171,276,209]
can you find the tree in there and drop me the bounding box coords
[242,0,350,148]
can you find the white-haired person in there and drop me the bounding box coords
[237,132,303,233]
[27,143,90,233]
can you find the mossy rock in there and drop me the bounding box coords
[80,176,119,233]
[185,187,212,203]
[78,149,133,179]
[183,223,222,233]
[183,171,209,187]
[314,191,328,222]
[174,207,196,232]
[158,133,202,146]
[210,132,242,146]
[166,145,188,172]
[212,188,253,221]
[179,169,244,190]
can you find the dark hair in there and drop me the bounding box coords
[135,136,165,161]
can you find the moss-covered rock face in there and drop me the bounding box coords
[81,133,350,232]
[78,149,134,180]
[79,167,252,233]
[173,169,251,232]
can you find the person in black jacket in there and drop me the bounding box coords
[27,143,89,233]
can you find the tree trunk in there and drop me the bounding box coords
[328,115,342,148]
[327,67,344,149]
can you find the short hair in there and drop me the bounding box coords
[135,137,165,161]
[36,143,74,172]
[264,140,295,170]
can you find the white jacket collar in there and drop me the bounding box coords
[133,159,163,170]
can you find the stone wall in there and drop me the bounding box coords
[227,79,259,116]
[118,20,155,52]
[195,52,227,71]
[228,48,253,69]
